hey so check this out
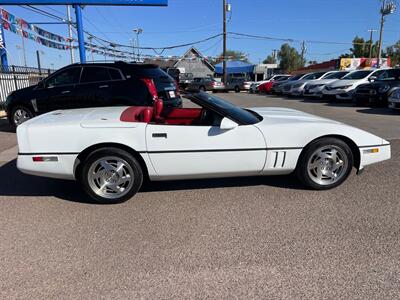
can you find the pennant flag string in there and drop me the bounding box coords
[0,8,67,43]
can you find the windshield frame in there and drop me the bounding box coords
[188,92,262,125]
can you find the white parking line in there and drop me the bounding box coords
[0,146,18,163]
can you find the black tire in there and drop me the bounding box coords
[234,86,240,93]
[199,86,206,92]
[295,138,354,190]
[79,148,143,204]
[10,105,34,128]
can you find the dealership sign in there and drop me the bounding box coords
[0,0,167,5]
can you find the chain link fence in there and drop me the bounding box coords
[0,66,54,111]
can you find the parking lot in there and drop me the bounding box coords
[1,93,399,299]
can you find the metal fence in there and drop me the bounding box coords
[0,66,54,109]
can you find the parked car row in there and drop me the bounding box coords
[185,77,250,93]
[259,68,400,110]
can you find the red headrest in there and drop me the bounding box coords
[154,99,163,120]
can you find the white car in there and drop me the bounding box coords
[303,71,350,98]
[17,92,391,204]
[322,69,389,100]
[388,88,400,110]
[282,72,329,96]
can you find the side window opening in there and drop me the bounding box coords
[46,67,81,87]
[80,67,111,84]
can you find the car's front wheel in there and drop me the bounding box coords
[10,105,34,127]
[80,148,143,204]
[234,86,240,93]
[296,138,353,190]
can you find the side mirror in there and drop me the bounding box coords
[220,117,238,130]
[37,80,45,89]
[369,76,377,82]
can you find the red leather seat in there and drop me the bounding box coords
[153,99,164,123]
[138,108,153,123]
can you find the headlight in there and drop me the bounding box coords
[293,83,304,88]
[339,85,353,90]
[378,84,391,94]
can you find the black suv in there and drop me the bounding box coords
[354,69,400,107]
[5,62,182,127]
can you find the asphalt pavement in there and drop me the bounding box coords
[0,93,399,299]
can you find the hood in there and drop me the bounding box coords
[20,106,138,129]
[328,79,360,88]
[250,107,340,125]
[11,85,36,96]
[307,79,340,86]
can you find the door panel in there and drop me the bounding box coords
[146,124,267,178]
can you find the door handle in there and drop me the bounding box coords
[61,90,70,94]
[99,85,109,89]
[152,133,167,138]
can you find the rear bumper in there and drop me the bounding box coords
[17,154,78,180]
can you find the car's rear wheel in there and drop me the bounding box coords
[296,138,353,190]
[80,148,143,204]
[10,105,34,127]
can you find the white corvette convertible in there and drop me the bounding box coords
[17,92,390,204]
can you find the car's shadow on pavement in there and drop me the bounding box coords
[0,159,305,204]
[356,108,399,115]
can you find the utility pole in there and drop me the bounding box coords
[66,5,75,64]
[368,29,377,60]
[222,0,227,85]
[300,41,306,66]
[377,0,396,67]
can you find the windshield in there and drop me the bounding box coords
[342,70,373,80]
[324,71,349,79]
[191,93,261,125]
[289,74,304,81]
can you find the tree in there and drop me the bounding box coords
[277,43,304,72]
[263,55,277,64]
[350,36,367,58]
[386,41,400,65]
[212,50,249,65]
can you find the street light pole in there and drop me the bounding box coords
[377,0,396,68]
[222,0,227,85]
[133,28,143,61]
[66,5,75,64]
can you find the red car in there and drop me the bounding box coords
[258,75,291,94]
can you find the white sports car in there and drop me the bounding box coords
[17,92,391,204]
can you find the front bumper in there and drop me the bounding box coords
[359,143,391,171]
[304,87,324,97]
[389,97,400,109]
[290,87,305,96]
[354,93,387,106]
[323,88,354,100]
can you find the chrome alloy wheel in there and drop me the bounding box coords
[13,108,31,126]
[307,145,348,186]
[88,156,134,200]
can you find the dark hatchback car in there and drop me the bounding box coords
[354,69,400,107]
[5,62,182,127]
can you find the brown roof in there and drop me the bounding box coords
[142,59,178,69]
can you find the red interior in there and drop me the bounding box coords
[120,102,202,125]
